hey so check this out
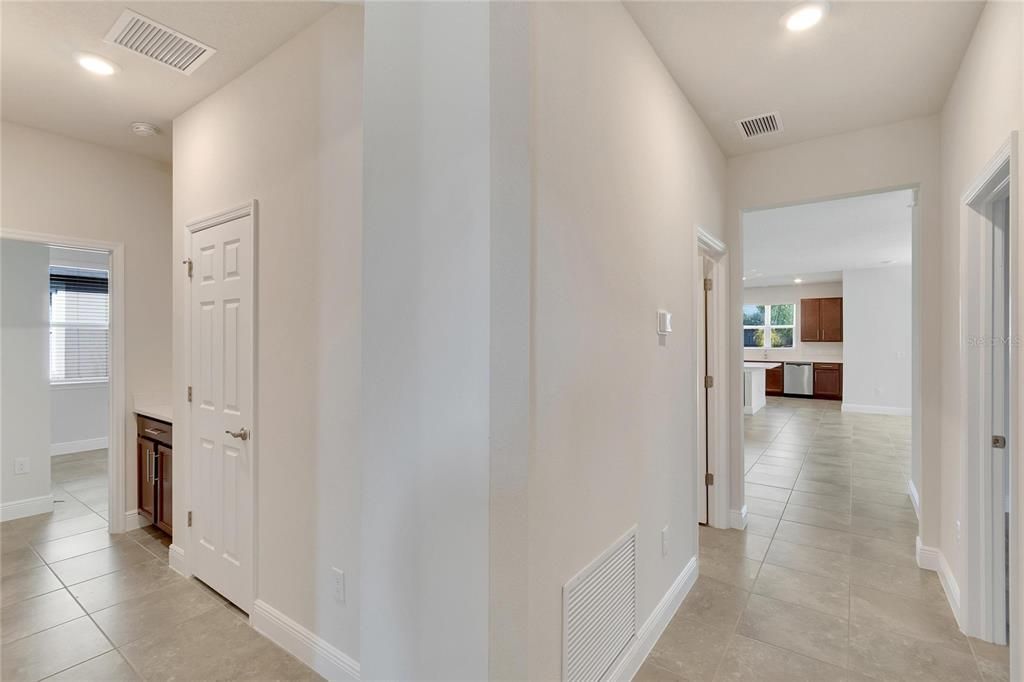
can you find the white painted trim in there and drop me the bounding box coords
[908,478,921,522]
[169,543,190,577]
[0,228,126,535]
[252,600,360,681]
[608,555,698,682]
[841,403,912,416]
[696,226,727,261]
[124,510,149,531]
[0,494,54,521]
[917,538,963,630]
[51,437,108,457]
[729,505,748,530]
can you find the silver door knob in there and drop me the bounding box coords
[225,428,250,441]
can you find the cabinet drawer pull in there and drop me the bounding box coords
[144,427,165,436]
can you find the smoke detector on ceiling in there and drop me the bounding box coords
[131,122,160,137]
[104,9,216,75]
[736,112,783,139]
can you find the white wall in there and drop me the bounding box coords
[726,115,942,547]
[1,122,171,518]
[1,239,52,517]
[49,247,110,454]
[526,3,725,678]
[173,6,362,672]
[841,265,912,414]
[362,3,494,678]
[742,281,843,362]
[937,0,1023,616]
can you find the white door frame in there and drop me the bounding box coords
[180,200,259,604]
[959,133,1018,648]
[0,228,127,534]
[696,226,729,528]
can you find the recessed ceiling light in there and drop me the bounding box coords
[782,3,828,32]
[793,278,804,284]
[76,52,119,76]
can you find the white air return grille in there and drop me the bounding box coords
[563,527,638,682]
[736,112,783,139]
[104,10,216,75]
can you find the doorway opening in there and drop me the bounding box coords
[961,134,1017,650]
[0,232,127,535]
[697,227,727,528]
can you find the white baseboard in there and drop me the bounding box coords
[168,544,190,577]
[1,494,54,521]
[252,600,360,681]
[51,437,108,457]
[907,479,921,522]
[730,505,748,530]
[607,555,698,682]
[916,537,962,628]
[841,403,912,417]
[124,510,150,531]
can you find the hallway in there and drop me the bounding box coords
[637,398,1010,681]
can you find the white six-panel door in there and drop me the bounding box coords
[189,207,254,612]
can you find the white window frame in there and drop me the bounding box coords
[743,303,795,349]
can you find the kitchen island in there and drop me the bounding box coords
[743,362,781,415]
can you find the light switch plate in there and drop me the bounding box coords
[657,310,673,335]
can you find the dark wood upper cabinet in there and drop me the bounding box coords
[800,298,821,341]
[801,297,843,342]
[819,297,843,341]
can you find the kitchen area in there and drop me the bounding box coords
[742,285,844,414]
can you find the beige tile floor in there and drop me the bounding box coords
[1,451,320,681]
[637,397,1011,682]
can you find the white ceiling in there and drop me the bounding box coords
[1,2,334,162]
[626,1,984,156]
[743,189,913,288]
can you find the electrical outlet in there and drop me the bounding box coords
[955,520,961,543]
[332,567,345,603]
[661,525,669,558]
[14,457,29,475]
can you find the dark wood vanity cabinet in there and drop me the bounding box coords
[136,415,173,534]
[813,362,843,400]
[801,297,843,342]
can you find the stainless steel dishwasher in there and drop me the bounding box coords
[784,362,813,396]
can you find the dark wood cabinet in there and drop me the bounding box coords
[813,362,843,400]
[765,364,784,396]
[156,444,173,535]
[137,437,156,521]
[136,415,173,535]
[801,297,843,342]
[800,299,821,342]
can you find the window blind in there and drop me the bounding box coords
[49,266,109,383]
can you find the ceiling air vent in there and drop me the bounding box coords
[736,112,783,139]
[104,10,216,75]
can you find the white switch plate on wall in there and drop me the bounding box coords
[332,566,346,603]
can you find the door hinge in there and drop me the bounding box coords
[703,277,712,292]
[993,435,1007,449]
[704,375,714,389]
[187,385,192,403]
[705,472,714,486]
[182,258,193,279]
[187,511,192,527]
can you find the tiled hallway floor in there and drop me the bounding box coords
[637,397,1010,682]
[1,451,320,681]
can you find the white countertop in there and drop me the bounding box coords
[134,402,172,423]
[743,362,782,370]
